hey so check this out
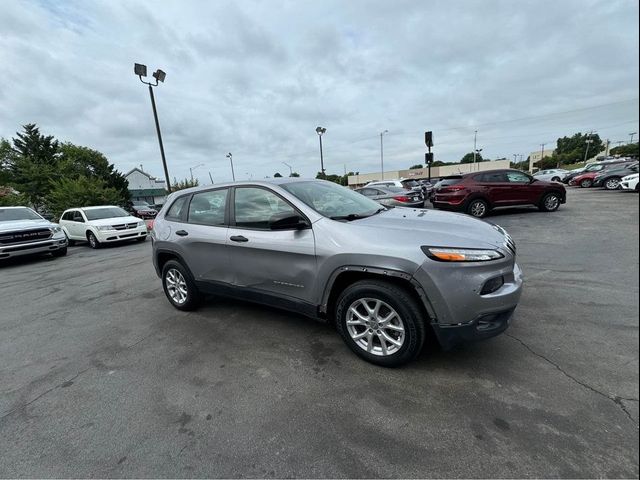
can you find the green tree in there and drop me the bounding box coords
[409,164,423,169]
[273,172,283,178]
[555,132,603,163]
[460,152,484,164]
[431,161,446,167]
[172,178,199,191]
[0,187,28,206]
[289,172,300,177]
[610,143,639,157]
[0,138,16,185]
[58,143,130,202]
[46,176,124,218]
[9,124,61,209]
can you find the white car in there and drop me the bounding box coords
[533,169,569,182]
[619,173,639,191]
[59,205,148,249]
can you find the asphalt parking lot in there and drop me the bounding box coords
[0,188,638,478]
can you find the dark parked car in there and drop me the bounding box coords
[355,186,425,207]
[593,162,639,190]
[431,169,566,218]
[131,201,158,219]
[562,159,635,184]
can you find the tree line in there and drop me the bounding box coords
[0,124,130,217]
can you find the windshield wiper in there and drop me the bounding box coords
[330,207,387,221]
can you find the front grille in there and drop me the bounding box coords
[5,241,54,252]
[112,222,139,231]
[0,228,52,245]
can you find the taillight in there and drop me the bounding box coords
[393,195,411,202]
[440,185,466,193]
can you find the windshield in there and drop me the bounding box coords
[132,201,150,206]
[281,181,384,219]
[0,207,43,222]
[83,207,129,220]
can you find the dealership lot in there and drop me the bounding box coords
[0,188,638,477]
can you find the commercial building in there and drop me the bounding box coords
[347,159,511,187]
[529,148,556,164]
[125,167,168,205]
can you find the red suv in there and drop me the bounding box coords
[431,169,567,218]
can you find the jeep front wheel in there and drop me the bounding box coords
[335,280,426,367]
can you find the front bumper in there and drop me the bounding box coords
[94,226,148,243]
[413,256,523,349]
[0,234,68,259]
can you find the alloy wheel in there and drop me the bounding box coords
[470,201,487,217]
[605,178,620,190]
[165,268,188,305]
[544,194,560,210]
[346,298,405,356]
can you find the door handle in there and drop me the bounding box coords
[230,235,249,243]
[175,230,189,236]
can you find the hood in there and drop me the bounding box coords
[342,207,508,250]
[0,218,56,233]
[88,216,142,227]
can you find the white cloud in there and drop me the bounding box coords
[1,0,638,182]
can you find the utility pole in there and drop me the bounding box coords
[473,130,478,170]
[316,127,326,178]
[583,132,594,163]
[605,139,610,156]
[380,130,388,180]
[630,132,638,144]
[226,153,235,181]
[208,171,214,184]
[282,162,293,176]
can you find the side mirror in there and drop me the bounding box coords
[269,212,308,230]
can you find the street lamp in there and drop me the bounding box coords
[189,163,204,183]
[134,63,171,193]
[379,130,388,180]
[226,153,235,181]
[316,127,326,178]
[282,162,293,176]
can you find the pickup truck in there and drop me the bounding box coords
[0,206,68,260]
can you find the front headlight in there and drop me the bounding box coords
[51,226,62,233]
[97,225,112,231]
[137,221,145,227]
[422,246,504,262]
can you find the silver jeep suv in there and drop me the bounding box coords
[152,179,523,366]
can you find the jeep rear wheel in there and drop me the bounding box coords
[335,280,426,367]
[604,177,621,190]
[580,179,593,188]
[539,192,561,212]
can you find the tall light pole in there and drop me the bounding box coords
[473,130,478,170]
[583,132,594,163]
[630,132,638,144]
[316,127,326,178]
[189,163,204,183]
[226,153,235,181]
[134,63,171,193]
[282,162,293,176]
[380,130,388,180]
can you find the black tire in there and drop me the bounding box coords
[539,192,561,212]
[161,259,200,311]
[335,280,426,367]
[580,179,593,188]
[551,176,561,182]
[604,177,621,190]
[137,236,147,242]
[51,247,67,257]
[86,231,101,249]
[466,198,490,218]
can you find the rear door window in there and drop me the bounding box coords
[165,195,189,221]
[478,172,508,183]
[187,189,228,226]
[506,172,532,183]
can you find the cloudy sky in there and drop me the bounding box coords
[1,0,638,183]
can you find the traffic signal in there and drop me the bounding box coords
[425,152,434,164]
